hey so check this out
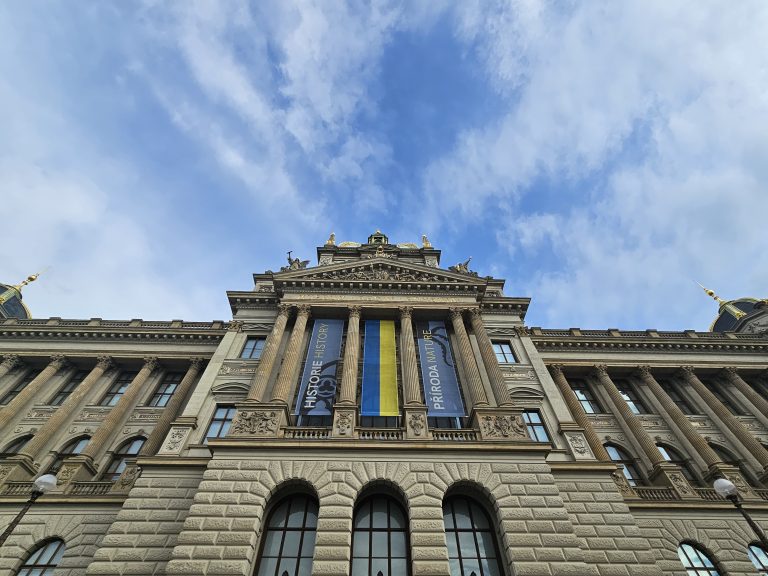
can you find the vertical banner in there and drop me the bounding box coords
[416,320,466,417]
[361,320,400,416]
[294,319,344,416]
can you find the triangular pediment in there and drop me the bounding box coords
[273,258,487,287]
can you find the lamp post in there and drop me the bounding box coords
[0,474,57,547]
[713,478,768,548]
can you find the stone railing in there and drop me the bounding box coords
[694,488,724,501]
[433,429,478,442]
[282,427,330,440]
[358,428,404,441]
[69,482,114,496]
[1,482,33,496]
[633,487,680,501]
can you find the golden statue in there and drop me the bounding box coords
[421,234,432,248]
[325,232,336,246]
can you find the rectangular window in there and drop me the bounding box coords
[240,337,266,359]
[523,410,550,442]
[659,380,695,415]
[569,379,601,414]
[50,369,89,406]
[746,377,768,400]
[0,369,42,404]
[100,371,138,406]
[492,341,516,363]
[614,379,646,414]
[148,372,184,407]
[703,379,747,415]
[205,405,236,443]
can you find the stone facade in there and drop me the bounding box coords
[0,232,766,576]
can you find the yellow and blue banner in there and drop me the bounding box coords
[361,320,400,416]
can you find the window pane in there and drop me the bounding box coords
[372,498,388,528]
[370,558,388,576]
[257,557,277,576]
[281,531,301,557]
[256,495,316,576]
[300,531,316,557]
[391,531,406,558]
[352,531,369,558]
[371,532,388,557]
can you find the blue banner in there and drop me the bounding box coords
[294,319,344,416]
[416,320,465,417]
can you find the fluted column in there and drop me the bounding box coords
[636,366,722,468]
[19,356,114,461]
[399,307,422,405]
[469,308,513,406]
[548,365,610,461]
[248,304,292,401]
[270,305,311,404]
[449,308,488,408]
[338,307,361,405]
[681,366,768,470]
[140,358,205,456]
[0,355,68,432]
[723,367,768,419]
[593,365,665,466]
[80,357,159,461]
[0,354,22,381]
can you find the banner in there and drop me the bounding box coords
[417,320,466,417]
[361,320,400,416]
[294,319,344,416]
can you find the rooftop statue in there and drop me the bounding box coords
[449,257,478,277]
[281,251,310,272]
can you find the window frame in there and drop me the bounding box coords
[18,539,66,576]
[100,371,138,407]
[443,494,505,576]
[491,341,516,364]
[50,369,89,406]
[569,379,602,414]
[254,493,318,576]
[605,443,643,487]
[240,336,267,360]
[351,494,411,576]
[148,371,184,407]
[748,542,768,574]
[659,380,696,415]
[677,542,722,576]
[0,369,42,405]
[47,436,90,474]
[204,405,237,443]
[614,379,647,414]
[656,444,698,484]
[522,410,550,443]
[102,436,146,481]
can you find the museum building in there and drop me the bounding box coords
[0,231,767,576]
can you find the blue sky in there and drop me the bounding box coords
[2,1,767,330]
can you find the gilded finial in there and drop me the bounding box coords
[697,282,746,319]
[421,234,432,248]
[325,232,336,246]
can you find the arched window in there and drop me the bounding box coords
[709,443,755,485]
[443,495,503,576]
[656,444,698,484]
[677,542,721,575]
[748,543,768,574]
[255,493,318,576]
[103,437,146,481]
[2,434,32,456]
[352,494,410,576]
[47,436,90,474]
[18,539,66,576]
[604,443,643,486]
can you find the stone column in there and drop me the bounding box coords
[0,354,22,381]
[16,356,113,468]
[139,358,205,457]
[338,307,361,405]
[270,305,311,404]
[680,366,768,472]
[593,366,665,467]
[0,355,68,433]
[449,308,488,408]
[723,367,768,419]
[76,358,159,464]
[248,304,292,401]
[399,307,422,406]
[468,308,513,406]
[548,365,610,461]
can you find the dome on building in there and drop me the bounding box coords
[701,284,768,334]
[0,274,39,320]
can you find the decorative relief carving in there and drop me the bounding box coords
[500,366,536,381]
[257,285,274,293]
[230,410,278,436]
[638,416,664,428]
[56,464,77,483]
[116,464,139,489]
[480,414,527,439]
[304,263,458,283]
[27,408,56,419]
[512,326,529,337]
[564,432,593,458]
[588,417,619,428]
[0,464,13,482]
[79,408,110,420]
[408,413,425,437]
[668,471,694,496]
[611,471,635,496]
[228,320,244,331]
[219,363,257,376]
[162,428,189,452]
[335,412,352,436]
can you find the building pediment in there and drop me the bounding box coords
[271,258,488,292]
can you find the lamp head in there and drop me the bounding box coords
[713,477,738,498]
[33,474,58,494]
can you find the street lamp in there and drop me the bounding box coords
[713,478,768,548]
[0,474,58,547]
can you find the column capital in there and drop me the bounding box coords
[721,366,739,378]
[96,356,114,371]
[1,354,22,371]
[593,364,609,377]
[277,304,293,317]
[678,365,696,378]
[296,304,312,316]
[188,357,206,370]
[548,364,564,377]
[449,307,464,320]
[228,320,243,332]
[49,354,69,370]
[513,325,530,336]
[348,305,362,318]
[635,365,653,379]
[398,306,413,318]
[468,307,483,318]
[142,357,160,373]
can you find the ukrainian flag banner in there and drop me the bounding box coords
[361,320,400,416]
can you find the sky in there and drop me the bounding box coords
[2,1,767,330]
